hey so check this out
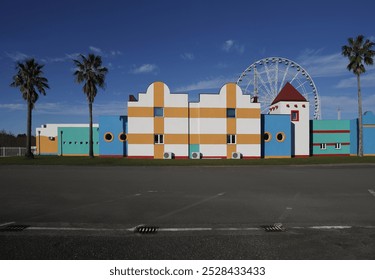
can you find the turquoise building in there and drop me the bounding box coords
[310,120,351,156]
[58,127,99,156]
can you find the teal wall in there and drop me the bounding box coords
[58,127,99,155]
[311,120,350,156]
[189,144,199,158]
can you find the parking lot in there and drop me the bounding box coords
[1,164,375,259]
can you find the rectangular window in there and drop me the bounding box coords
[154,134,164,144]
[227,134,236,144]
[335,143,342,150]
[227,108,236,118]
[154,107,164,117]
[320,143,327,150]
[291,110,299,121]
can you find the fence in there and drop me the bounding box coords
[0,147,37,157]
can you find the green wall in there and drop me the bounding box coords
[58,127,99,155]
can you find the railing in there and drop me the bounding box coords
[0,147,37,157]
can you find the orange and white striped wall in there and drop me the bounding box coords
[127,82,189,159]
[127,81,261,159]
[189,83,261,159]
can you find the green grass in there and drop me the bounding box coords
[1,155,375,166]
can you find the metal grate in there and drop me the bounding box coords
[0,224,30,232]
[261,223,285,232]
[135,226,159,234]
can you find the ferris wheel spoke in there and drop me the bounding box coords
[279,64,290,93]
[257,74,274,98]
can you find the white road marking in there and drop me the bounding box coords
[20,225,365,233]
[368,189,375,197]
[0,222,15,227]
[309,226,352,230]
[158,228,212,232]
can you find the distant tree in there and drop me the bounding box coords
[73,54,108,158]
[342,35,375,156]
[10,59,49,158]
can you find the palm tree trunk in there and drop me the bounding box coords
[25,100,34,158]
[89,101,94,158]
[357,74,363,157]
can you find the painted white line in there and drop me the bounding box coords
[309,226,352,230]
[368,189,375,197]
[216,227,261,231]
[158,228,212,232]
[0,222,15,227]
[134,193,142,196]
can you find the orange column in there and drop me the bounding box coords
[226,83,237,158]
[154,82,164,159]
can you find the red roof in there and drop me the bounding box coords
[271,82,307,105]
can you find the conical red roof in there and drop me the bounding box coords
[271,82,307,105]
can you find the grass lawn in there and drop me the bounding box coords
[1,156,375,166]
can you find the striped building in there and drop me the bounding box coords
[189,83,261,159]
[127,82,189,159]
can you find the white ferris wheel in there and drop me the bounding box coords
[236,57,321,120]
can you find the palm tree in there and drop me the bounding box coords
[342,35,375,156]
[73,54,108,158]
[10,59,49,159]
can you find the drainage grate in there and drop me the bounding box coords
[261,223,285,232]
[135,226,159,234]
[0,224,30,232]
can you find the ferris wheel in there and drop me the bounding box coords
[236,57,321,120]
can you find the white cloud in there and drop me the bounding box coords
[181,52,195,60]
[89,46,102,54]
[5,52,29,62]
[0,103,24,110]
[297,49,348,78]
[336,70,375,88]
[222,40,245,54]
[320,94,375,119]
[131,64,158,74]
[110,50,123,56]
[176,76,236,92]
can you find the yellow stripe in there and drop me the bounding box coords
[164,134,188,144]
[226,83,237,108]
[164,107,188,118]
[237,108,261,118]
[237,134,261,144]
[227,144,236,159]
[189,108,226,118]
[189,134,226,144]
[154,117,164,134]
[154,82,164,107]
[128,107,154,117]
[154,144,164,159]
[127,134,154,144]
[227,118,236,134]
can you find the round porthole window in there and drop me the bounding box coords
[264,132,272,142]
[118,132,127,142]
[276,132,286,142]
[104,132,114,142]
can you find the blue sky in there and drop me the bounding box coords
[1,0,375,134]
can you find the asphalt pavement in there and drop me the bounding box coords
[0,164,374,259]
